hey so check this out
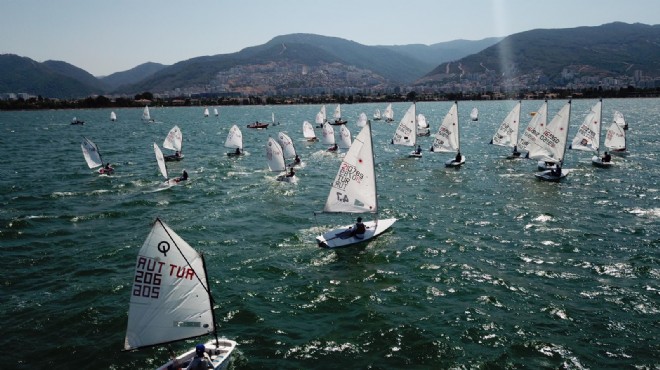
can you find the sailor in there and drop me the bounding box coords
[185,343,212,370]
[602,151,611,163]
[351,217,366,239]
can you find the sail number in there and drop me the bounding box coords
[132,255,197,299]
[336,192,349,203]
[335,163,363,190]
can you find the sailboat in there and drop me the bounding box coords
[490,101,522,159]
[569,99,609,167]
[204,107,210,117]
[214,107,219,117]
[383,103,394,122]
[315,105,327,128]
[373,108,382,121]
[338,125,352,150]
[163,125,184,161]
[71,116,84,125]
[517,100,548,158]
[470,107,479,121]
[604,118,627,156]
[225,125,243,156]
[315,121,397,249]
[417,113,430,137]
[391,103,420,158]
[81,136,113,174]
[124,218,236,370]
[331,104,347,125]
[302,120,318,142]
[266,137,296,183]
[277,131,300,166]
[528,101,572,182]
[322,122,337,152]
[153,143,187,185]
[430,102,465,167]
[357,112,368,128]
[613,110,628,130]
[110,111,117,122]
[142,105,154,123]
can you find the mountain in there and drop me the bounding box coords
[117,33,436,95]
[100,62,167,90]
[0,54,104,99]
[419,22,660,86]
[378,37,503,68]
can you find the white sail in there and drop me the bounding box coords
[153,143,168,179]
[277,132,297,159]
[81,137,103,169]
[224,124,243,150]
[431,103,460,153]
[124,218,214,350]
[338,125,352,149]
[373,109,381,120]
[266,137,286,172]
[604,121,626,151]
[470,107,479,121]
[323,122,377,214]
[570,100,602,153]
[334,105,342,120]
[204,108,209,117]
[142,106,151,121]
[272,112,275,124]
[321,122,335,145]
[527,101,572,163]
[392,103,416,147]
[315,105,327,125]
[517,101,548,153]
[357,112,368,128]
[163,125,183,152]
[491,101,521,148]
[110,111,117,121]
[613,110,627,129]
[214,107,219,117]
[383,103,394,121]
[302,121,316,140]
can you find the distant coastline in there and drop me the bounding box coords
[2,87,658,111]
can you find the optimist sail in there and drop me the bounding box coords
[153,143,168,179]
[81,136,104,169]
[338,125,352,149]
[357,112,368,128]
[277,132,297,159]
[302,121,316,140]
[605,121,626,151]
[124,218,214,350]
[321,122,335,145]
[163,125,183,153]
[142,106,151,121]
[315,105,327,125]
[224,125,243,150]
[266,137,286,172]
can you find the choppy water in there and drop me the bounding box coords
[1,99,658,369]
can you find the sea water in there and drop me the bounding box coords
[1,99,658,369]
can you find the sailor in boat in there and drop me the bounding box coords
[101,162,114,174]
[175,169,188,183]
[293,154,301,166]
[602,151,611,163]
[455,151,462,163]
[328,143,338,152]
[350,217,366,239]
[235,147,242,155]
[551,165,562,177]
[511,145,521,158]
[415,145,422,155]
[175,151,182,159]
[286,167,295,178]
[183,343,213,370]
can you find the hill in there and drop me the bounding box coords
[100,62,167,90]
[419,22,660,87]
[0,54,104,99]
[378,37,503,68]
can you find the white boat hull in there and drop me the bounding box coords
[445,155,465,167]
[156,338,237,370]
[535,169,567,182]
[317,218,397,249]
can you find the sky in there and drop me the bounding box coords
[1,0,659,77]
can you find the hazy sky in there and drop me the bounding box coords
[2,0,658,76]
